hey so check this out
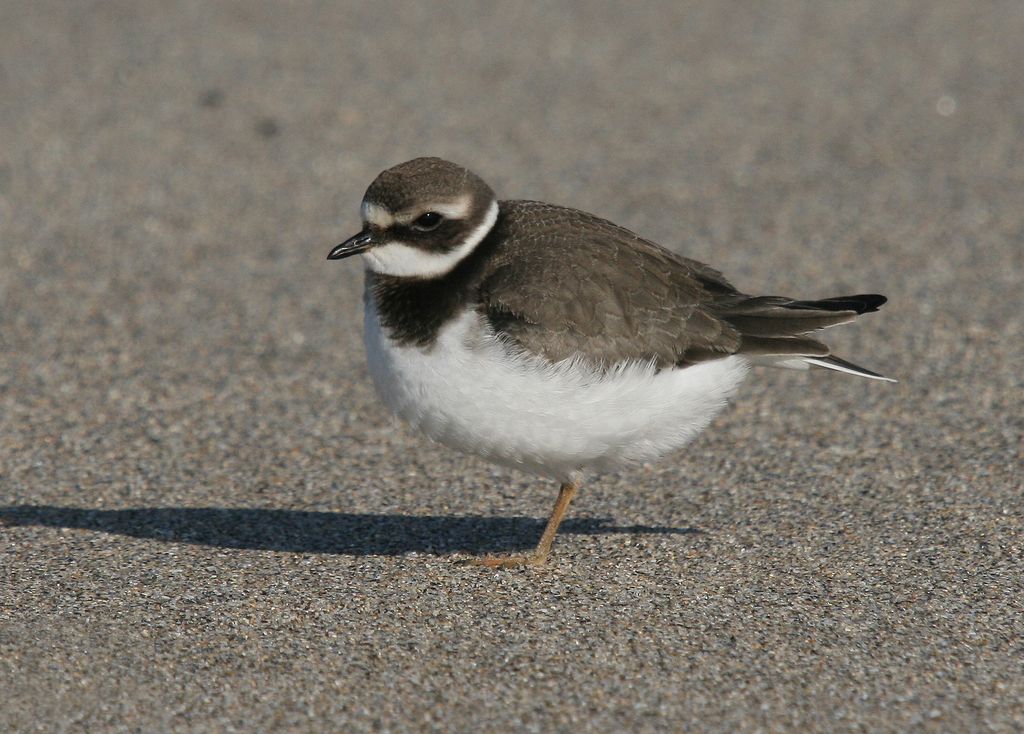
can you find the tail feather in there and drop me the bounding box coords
[739,335,829,357]
[718,292,893,381]
[786,294,887,314]
[727,312,856,336]
[716,293,887,339]
[804,355,896,382]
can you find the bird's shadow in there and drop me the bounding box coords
[0,505,699,556]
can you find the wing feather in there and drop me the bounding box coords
[478,202,887,372]
[479,202,740,367]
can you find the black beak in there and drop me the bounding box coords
[327,230,374,260]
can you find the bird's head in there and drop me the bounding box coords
[328,157,498,279]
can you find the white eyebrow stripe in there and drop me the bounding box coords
[361,201,394,228]
[363,199,499,278]
[394,194,474,224]
[422,195,473,219]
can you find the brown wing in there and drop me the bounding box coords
[478,202,741,367]
[479,202,887,368]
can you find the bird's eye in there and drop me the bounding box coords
[412,212,443,231]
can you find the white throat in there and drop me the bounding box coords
[362,200,499,278]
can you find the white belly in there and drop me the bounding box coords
[363,300,749,481]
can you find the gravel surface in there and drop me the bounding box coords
[1,2,1021,732]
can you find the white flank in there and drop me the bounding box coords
[363,303,750,482]
[362,199,499,278]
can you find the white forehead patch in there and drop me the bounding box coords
[363,200,499,278]
[361,201,394,228]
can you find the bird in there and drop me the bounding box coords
[327,157,893,568]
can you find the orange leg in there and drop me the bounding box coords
[470,478,580,568]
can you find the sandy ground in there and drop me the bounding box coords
[1,2,1021,731]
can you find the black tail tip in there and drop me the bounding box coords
[789,294,887,314]
[851,294,887,313]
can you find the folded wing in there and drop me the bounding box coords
[480,201,890,379]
